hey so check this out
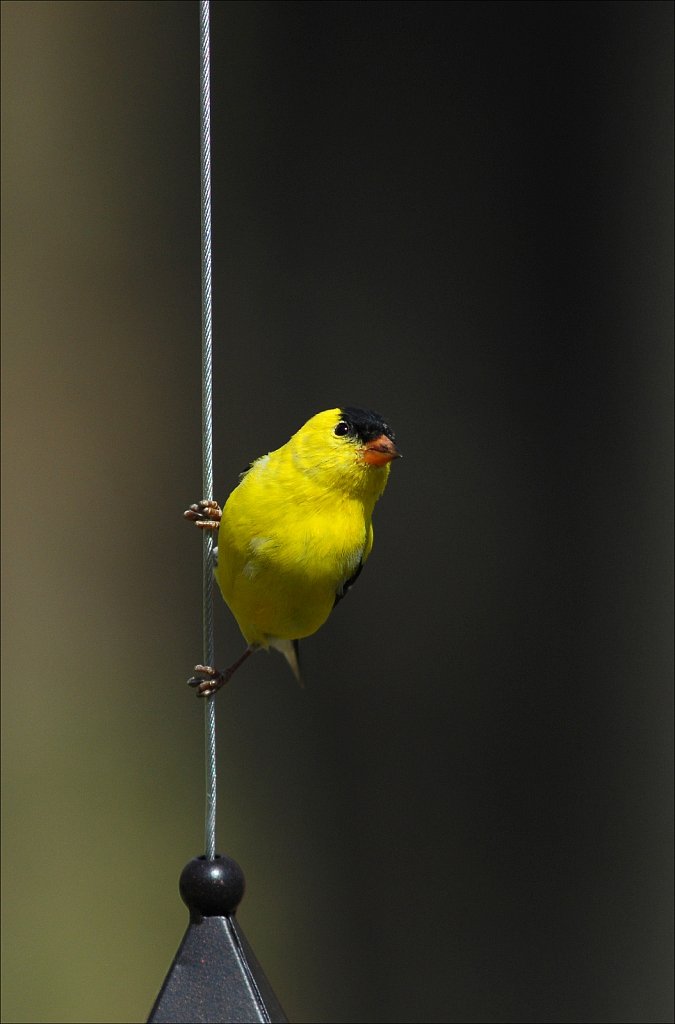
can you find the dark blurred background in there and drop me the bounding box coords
[2,2,673,1022]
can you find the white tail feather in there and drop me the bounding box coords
[268,637,303,685]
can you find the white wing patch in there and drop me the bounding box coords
[243,535,271,579]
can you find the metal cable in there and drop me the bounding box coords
[199,0,217,862]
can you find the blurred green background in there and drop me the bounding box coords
[2,2,673,1022]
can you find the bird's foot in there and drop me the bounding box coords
[187,648,254,697]
[188,664,228,697]
[183,499,222,530]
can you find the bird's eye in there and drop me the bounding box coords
[334,421,350,437]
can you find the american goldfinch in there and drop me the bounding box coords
[184,407,400,695]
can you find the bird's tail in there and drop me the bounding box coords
[269,637,303,686]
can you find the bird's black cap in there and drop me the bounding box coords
[339,407,396,446]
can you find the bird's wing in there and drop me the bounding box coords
[333,518,374,606]
[363,519,375,562]
[333,560,364,607]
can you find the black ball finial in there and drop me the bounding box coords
[179,854,246,919]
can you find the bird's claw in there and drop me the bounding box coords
[184,499,222,530]
[187,664,227,697]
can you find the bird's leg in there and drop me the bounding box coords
[188,647,255,697]
[185,497,228,697]
[183,499,222,530]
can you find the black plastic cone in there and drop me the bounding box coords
[148,855,287,1024]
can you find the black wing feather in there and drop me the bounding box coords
[334,561,364,607]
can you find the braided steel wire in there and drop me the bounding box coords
[200,0,217,862]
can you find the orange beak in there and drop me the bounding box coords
[362,434,401,466]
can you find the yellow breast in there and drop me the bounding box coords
[214,453,373,646]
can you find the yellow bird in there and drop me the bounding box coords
[184,407,400,695]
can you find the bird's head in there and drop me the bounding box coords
[285,407,400,500]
